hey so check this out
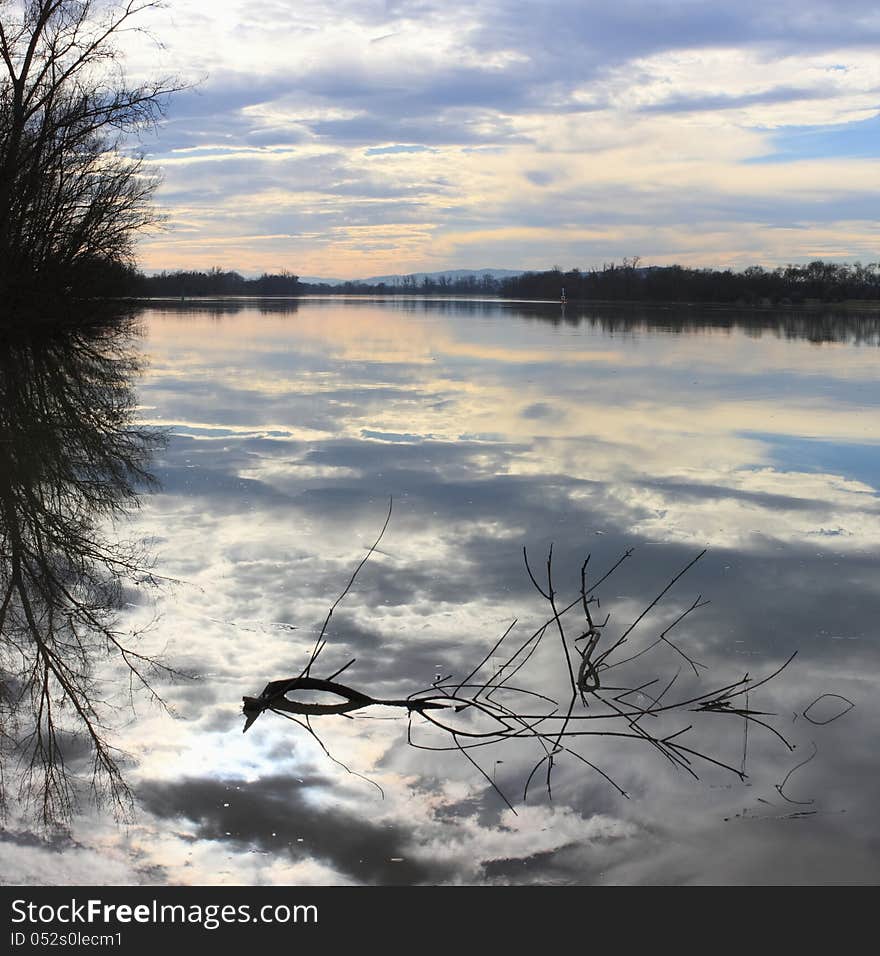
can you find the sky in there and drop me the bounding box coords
[120,0,880,277]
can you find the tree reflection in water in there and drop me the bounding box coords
[0,312,174,823]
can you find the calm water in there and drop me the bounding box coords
[4,298,880,884]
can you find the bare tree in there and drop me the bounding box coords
[0,311,181,823]
[0,1,179,305]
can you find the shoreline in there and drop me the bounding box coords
[124,293,880,313]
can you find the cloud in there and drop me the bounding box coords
[125,0,880,274]
[138,775,457,884]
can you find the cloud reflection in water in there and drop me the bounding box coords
[16,298,876,885]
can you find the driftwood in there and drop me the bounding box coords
[243,676,449,731]
[242,501,808,812]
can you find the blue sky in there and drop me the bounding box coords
[123,1,880,276]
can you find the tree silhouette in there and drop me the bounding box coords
[0,1,179,308]
[0,310,178,823]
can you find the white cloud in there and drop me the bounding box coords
[113,1,880,273]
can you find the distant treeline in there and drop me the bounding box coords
[303,273,502,295]
[131,268,502,297]
[132,268,304,297]
[129,260,880,304]
[499,260,880,304]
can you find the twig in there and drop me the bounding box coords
[244,520,834,814]
[302,497,392,677]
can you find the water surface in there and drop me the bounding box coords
[5,298,879,885]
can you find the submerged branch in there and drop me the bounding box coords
[243,519,835,814]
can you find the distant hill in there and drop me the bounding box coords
[302,268,523,287]
[298,276,348,286]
